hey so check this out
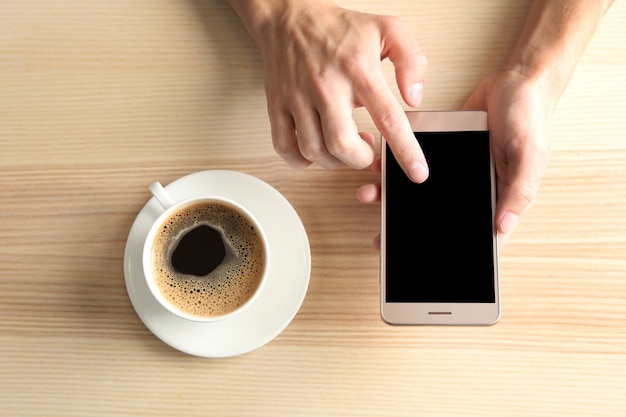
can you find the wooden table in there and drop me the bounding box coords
[2,1,625,415]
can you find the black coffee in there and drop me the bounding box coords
[150,200,266,318]
[171,225,225,276]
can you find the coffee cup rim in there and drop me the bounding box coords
[142,194,270,323]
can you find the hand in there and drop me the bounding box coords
[357,69,552,250]
[463,69,551,247]
[248,1,429,182]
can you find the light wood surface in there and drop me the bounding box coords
[1,1,625,415]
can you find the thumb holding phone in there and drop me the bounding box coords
[464,72,551,248]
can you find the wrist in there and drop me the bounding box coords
[501,0,613,109]
[501,59,565,112]
[226,0,277,40]
[227,0,331,43]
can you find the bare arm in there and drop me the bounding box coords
[505,0,615,101]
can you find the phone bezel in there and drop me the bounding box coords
[380,111,500,325]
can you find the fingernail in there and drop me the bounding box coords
[499,211,518,235]
[409,162,429,183]
[410,83,424,107]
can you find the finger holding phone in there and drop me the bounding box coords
[464,71,551,248]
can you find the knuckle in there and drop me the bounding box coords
[272,136,309,168]
[514,183,537,209]
[275,151,310,169]
[381,15,406,32]
[297,135,325,162]
[326,135,352,159]
[352,62,385,89]
[377,107,406,133]
[407,50,428,71]
[272,138,292,158]
[328,138,374,169]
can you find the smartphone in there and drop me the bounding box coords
[381,111,500,325]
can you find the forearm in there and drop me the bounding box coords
[504,0,614,103]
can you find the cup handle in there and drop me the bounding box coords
[149,181,175,211]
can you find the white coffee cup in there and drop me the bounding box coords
[143,182,270,322]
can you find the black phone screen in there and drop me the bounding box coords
[384,131,496,303]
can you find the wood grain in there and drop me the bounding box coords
[1,0,625,416]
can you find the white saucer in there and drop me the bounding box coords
[124,170,311,357]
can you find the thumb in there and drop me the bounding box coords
[496,152,544,237]
[383,20,428,107]
[463,76,492,112]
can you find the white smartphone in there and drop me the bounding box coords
[381,111,500,325]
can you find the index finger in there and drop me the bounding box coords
[362,83,428,183]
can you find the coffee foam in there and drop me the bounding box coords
[151,200,266,318]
